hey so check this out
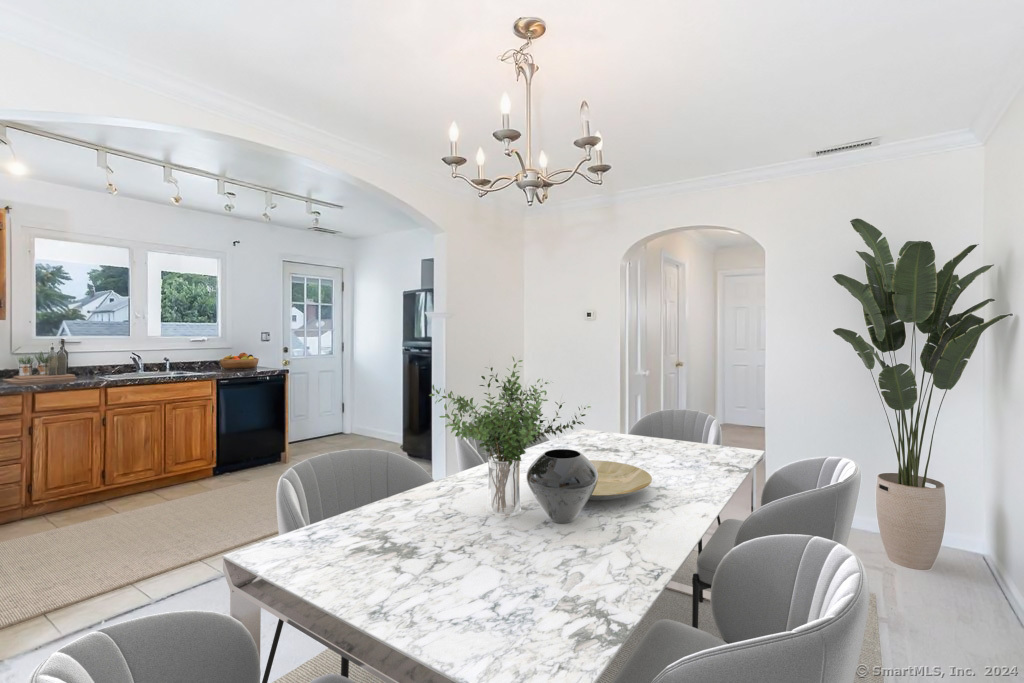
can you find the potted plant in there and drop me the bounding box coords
[17,356,33,377]
[34,352,50,376]
[833,219,1011,569]
[433,359,587,516]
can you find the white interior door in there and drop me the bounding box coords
[623,251,647,429]
[284,262,344,441]
[662,256,687,411]
[720,271,766,427]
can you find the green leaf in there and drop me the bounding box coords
[919,245,976,334]
[851,219,895,289]
[932,314,1012,390]
[893,241,937,323]
[921,313,982,372]
[834,328,876,369]
[835,274,887,341]
[879,363,918,411]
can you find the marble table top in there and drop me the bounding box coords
[225,430,764,683]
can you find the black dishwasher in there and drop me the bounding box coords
[215,375,286,474]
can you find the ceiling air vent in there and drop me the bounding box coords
[813,137,880,157]
[308,226,344,235]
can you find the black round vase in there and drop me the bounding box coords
[527,449,598,524]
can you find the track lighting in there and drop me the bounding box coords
[163,166,182,205]
[97,150,117,195]
[0,125,28,176]
[218,179,235,212]
[261,191,277,222]
[304,200,322,229]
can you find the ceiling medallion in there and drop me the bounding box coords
[442,17,610,206]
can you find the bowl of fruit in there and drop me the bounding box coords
[220,353,259,370]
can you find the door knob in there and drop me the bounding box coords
[282,359,290,366]
[675,361,685,368]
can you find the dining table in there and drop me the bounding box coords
[224,429,765,683]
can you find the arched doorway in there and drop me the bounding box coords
[620,226,765,449]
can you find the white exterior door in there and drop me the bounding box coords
[662,256,687,411]
[720,272,766,427]
[623,252,648,429]
[284,262,344,441]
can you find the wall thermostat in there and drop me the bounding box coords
[585,310,596,321]
[261,332,271,342]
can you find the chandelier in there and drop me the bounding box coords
[441,17,610,206]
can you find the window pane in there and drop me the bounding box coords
[305,279,320,304]
[291,277,304,304]
[320,281,333,305]
[148,252,220,337]
[34,238,130,337]
[319,305,334,355]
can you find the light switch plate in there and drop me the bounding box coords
[585,310,596,321]
[261,332,271,342]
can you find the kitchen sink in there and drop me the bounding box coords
[101,371,204,380]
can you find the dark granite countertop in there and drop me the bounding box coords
[0,362,287,396]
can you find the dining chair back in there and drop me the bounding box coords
[277,449,432,533]
[31,612,261,683]
[612,535,868,683]
[629,409,722,445]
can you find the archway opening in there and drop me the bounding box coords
[620,226,765,452]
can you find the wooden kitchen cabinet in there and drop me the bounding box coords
[30,411,104,502]
[105,404,163,485]
[164,399,214,474]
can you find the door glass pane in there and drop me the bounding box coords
[306,278,320,304]
[289,274,335,357]
[320,305,334,354]
[320,281,333,304]
[291,277,304,304]
[34,238,131,337]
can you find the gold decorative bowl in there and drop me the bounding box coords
[220,358,259,370]
[590,460,653,500]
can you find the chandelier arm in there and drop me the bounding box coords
[505,148,528,173]
[451,172,519,194]
[543,156,592,186]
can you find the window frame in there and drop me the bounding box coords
[12,225,229,354]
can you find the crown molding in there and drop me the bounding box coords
[545,128,982,214]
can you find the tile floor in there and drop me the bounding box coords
[0,432,421,663]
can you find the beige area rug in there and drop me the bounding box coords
[276,591,882,683]
[0,475,278,629]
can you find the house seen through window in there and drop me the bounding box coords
[34,238,131,337]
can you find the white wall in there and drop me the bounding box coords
[524,146,990,552]
[637,231,717,416]
[351,229,434,443]
[714,244,765,272]
[983,85,1024,611]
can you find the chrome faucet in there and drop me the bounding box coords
[163,357,172,372]
[130,352,144,372]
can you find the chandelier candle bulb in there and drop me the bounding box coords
[501,93,511,129]
[594,130,604,165]
[580,100,591,137]
[448,122,460,156]
[539,150,548,174]
[476,147,486,178]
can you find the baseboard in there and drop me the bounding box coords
[852,515,989,555]
[351,426,402,444]
[985,556,1024,628]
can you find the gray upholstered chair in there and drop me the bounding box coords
[611,535,868,683]
[629,409,722,445]
[692,456,860,627]
[455,435,550,473]
[269,449,432,681]
[456,437,486,471]
[30,610,352,683]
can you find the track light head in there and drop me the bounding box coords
[262,191,276,222]
[311,210,321,229]
[223,192,236,212]
[163,166,182,205]
[0,125,28,176]
[96,150,117,195]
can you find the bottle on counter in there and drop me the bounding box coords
[47,344,57,376]
[56,339,69,375]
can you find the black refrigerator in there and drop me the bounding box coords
[402,288,433,460]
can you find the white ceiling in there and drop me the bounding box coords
[4,1,1024,201]
[1,122,424,236]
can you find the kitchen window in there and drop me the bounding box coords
[14,228,226,352]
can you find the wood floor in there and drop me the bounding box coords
[3,425,1023,682]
